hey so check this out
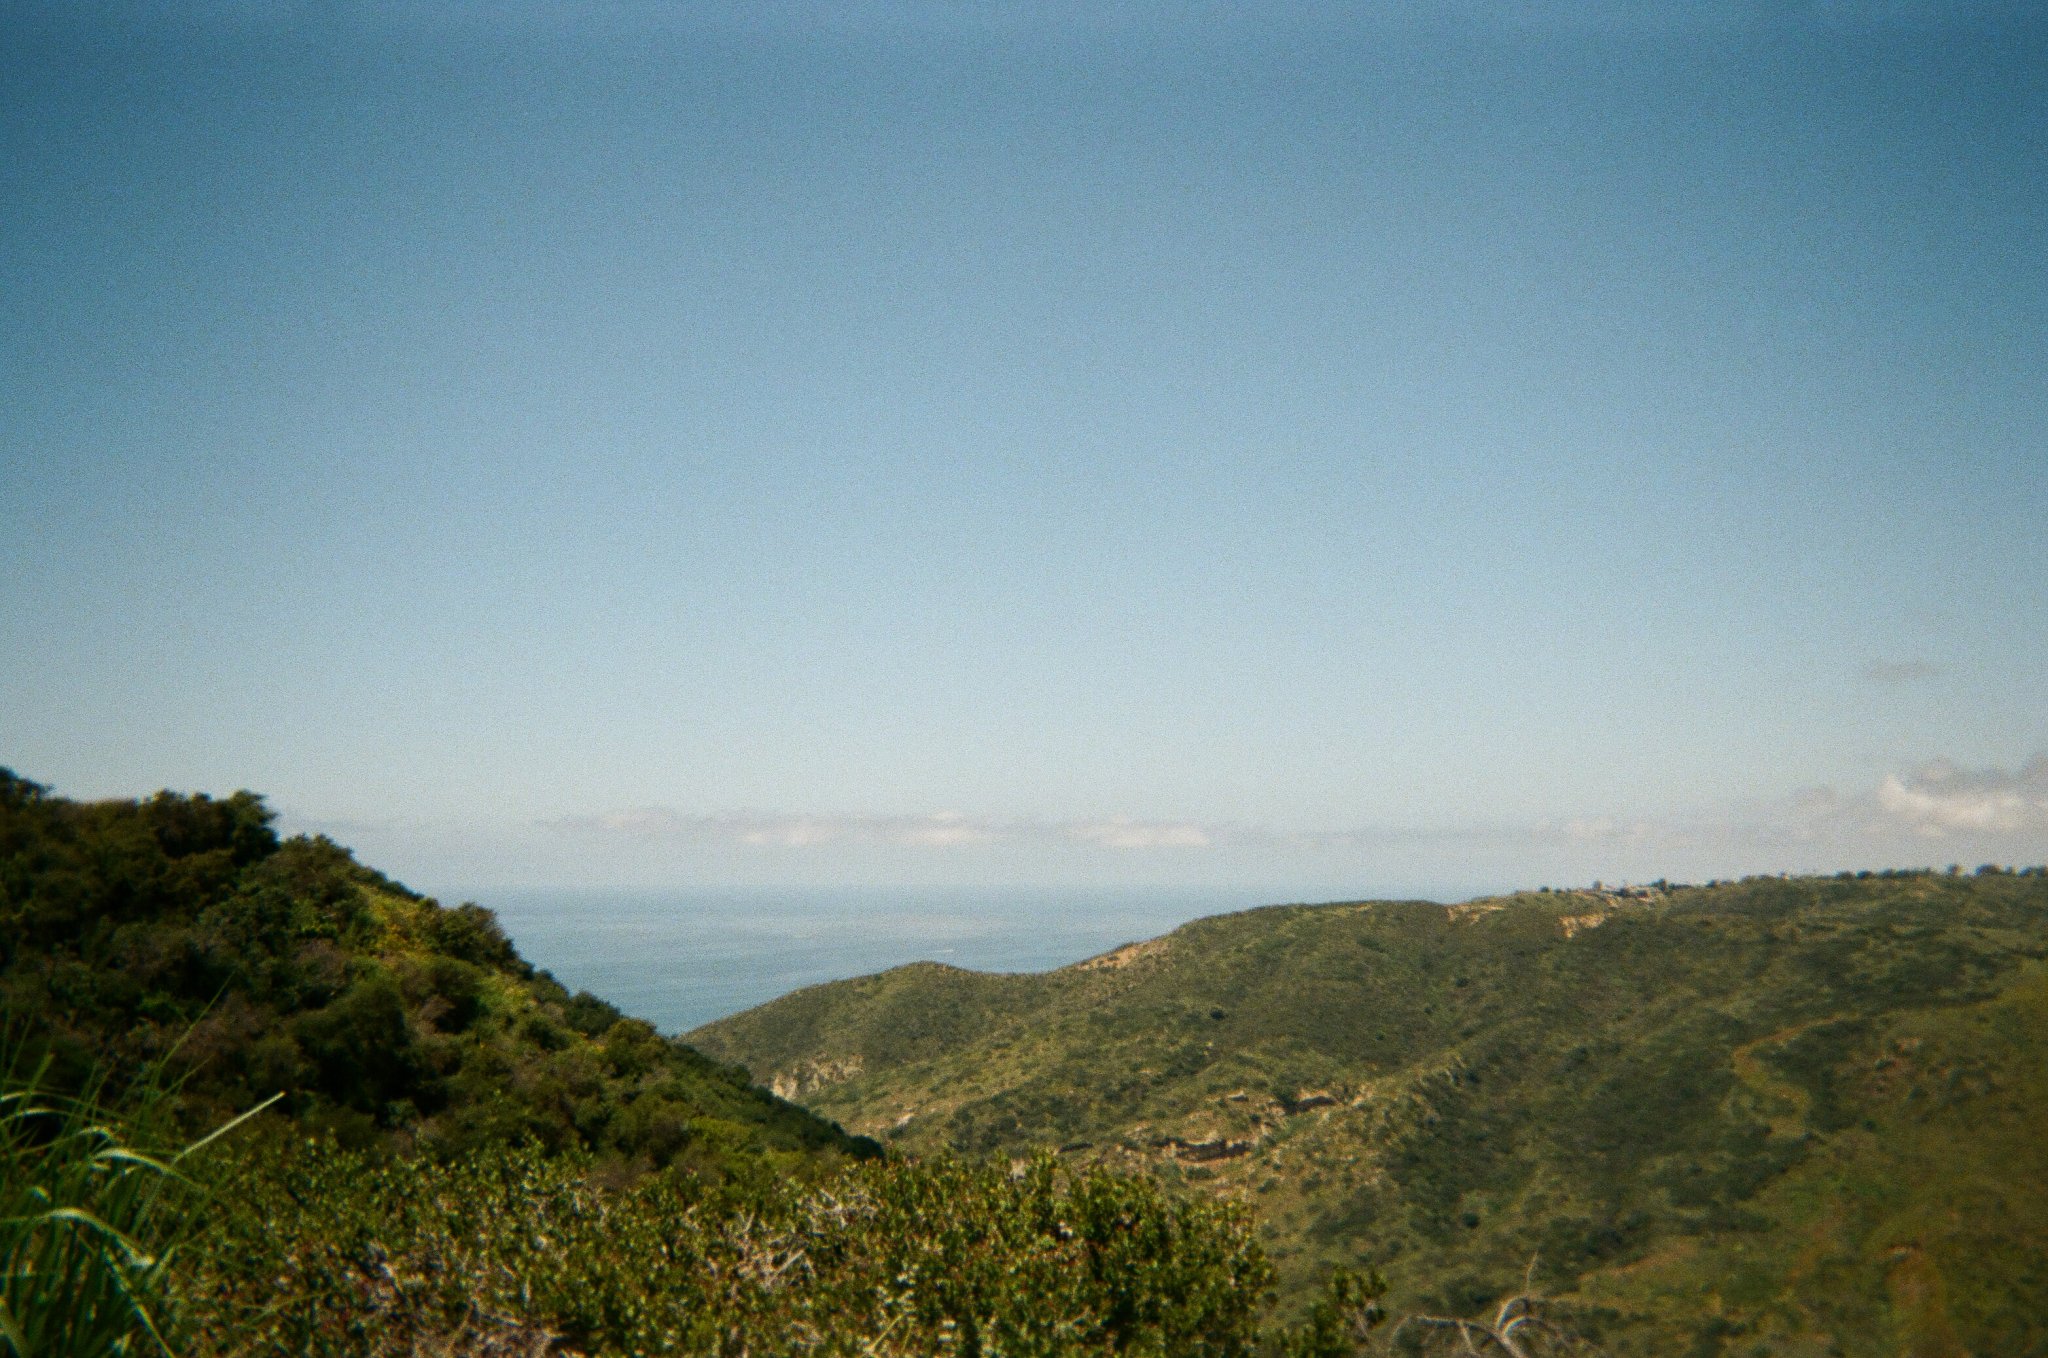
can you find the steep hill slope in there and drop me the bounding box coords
[0,769,871,1172]
[3,770,1293,1357]
[691,872,2048,1355]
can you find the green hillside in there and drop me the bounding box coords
[0,767,867,1173]
[1,770,1286,1356]
[690,872,2048,1356]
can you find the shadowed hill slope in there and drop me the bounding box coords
[691,871,2048,1355]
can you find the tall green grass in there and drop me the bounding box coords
[0,1050,272,1357]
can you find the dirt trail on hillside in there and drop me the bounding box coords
[1728,1018,1838,1135]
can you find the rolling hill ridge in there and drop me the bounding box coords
[691,871,2048,1356]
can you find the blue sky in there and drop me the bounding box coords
[4,1,2045,898]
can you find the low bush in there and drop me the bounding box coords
[188,1143,1275,1357]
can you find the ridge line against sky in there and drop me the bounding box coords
[4,1,2044,894]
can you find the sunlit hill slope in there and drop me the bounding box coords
[691,871,2048,1357]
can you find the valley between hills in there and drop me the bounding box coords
[8,770,2046,1356]
[690,871,2048,1357]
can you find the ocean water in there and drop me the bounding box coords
[476,886,1286,1034]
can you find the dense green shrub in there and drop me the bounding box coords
[3,1036,1290,1358]
[188,1143,1274,1357]
[0,771,870,1172]
[3,772,1307,1356]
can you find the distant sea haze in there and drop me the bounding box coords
[479,886,1318,1033]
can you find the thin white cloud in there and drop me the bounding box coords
[1556,816,1661,844]
[1874,757,2048,837]
[892,813,997,848]
[1536,758,2048,850]
[551,809,1220,851]
[542,754,2048,871]
[1064,818,1214,849]
[1548,757,2048,852]
[556,809,999,849]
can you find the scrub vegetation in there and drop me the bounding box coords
[0,768,857,1174]
[8,766,2044,1356]
[693,869,2048,1356]
[0,770,1299,1355]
